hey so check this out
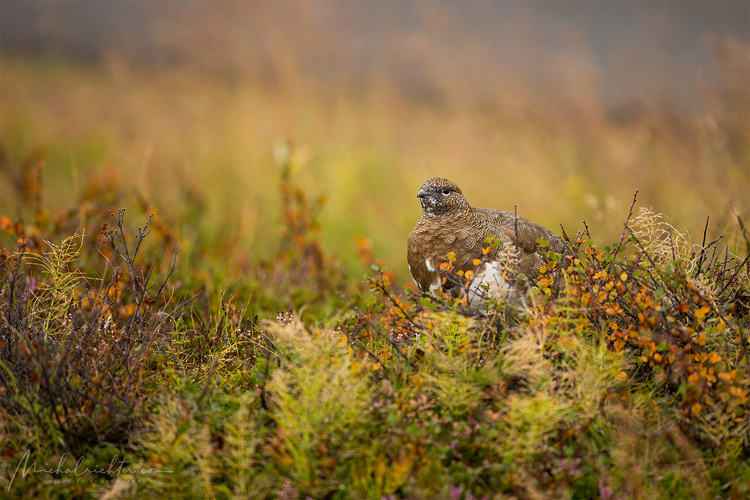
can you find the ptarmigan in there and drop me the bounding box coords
[407,177,568,308]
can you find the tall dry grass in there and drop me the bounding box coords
[0,27,747,286]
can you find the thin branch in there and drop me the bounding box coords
[607,189,638,269]
[336,292,414,365]
[367,270,418,328]
[717,253,750,298]
[559,223,577,257]
[695,216,710,277]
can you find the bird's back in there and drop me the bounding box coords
[474,207,566,254]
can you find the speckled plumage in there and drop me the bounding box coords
[407,177,567,298]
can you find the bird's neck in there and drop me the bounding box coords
[420,206,476,224]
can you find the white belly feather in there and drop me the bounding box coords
[467,261,529,311]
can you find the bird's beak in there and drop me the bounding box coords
[417,189,427,199]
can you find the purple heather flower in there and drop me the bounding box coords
[449,485,463,500]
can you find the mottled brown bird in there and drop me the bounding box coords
[407,177,567,306]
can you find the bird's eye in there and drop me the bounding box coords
[442,188,450,195]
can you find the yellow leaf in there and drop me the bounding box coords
[694,305,710,321]
[615,371,627,381]
[717,372,732,382]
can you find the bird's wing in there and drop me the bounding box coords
[475,208,565,255]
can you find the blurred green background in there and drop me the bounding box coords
[1,1,748,286]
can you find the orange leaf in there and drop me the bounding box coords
[0,216,12,232]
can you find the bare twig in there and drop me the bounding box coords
[717,253,750,298]
[695,216,710,277]
[607,189,638,269]
[336,292,414,365]
[558,223,579,258]
[625,227,680,306]
[366,270,418,329]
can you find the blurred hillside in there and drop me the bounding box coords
[2,2,747,109]
[1,1,748,283]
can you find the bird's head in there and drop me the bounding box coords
[416,177,471,217]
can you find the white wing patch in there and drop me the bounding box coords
[424,258,441,294]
